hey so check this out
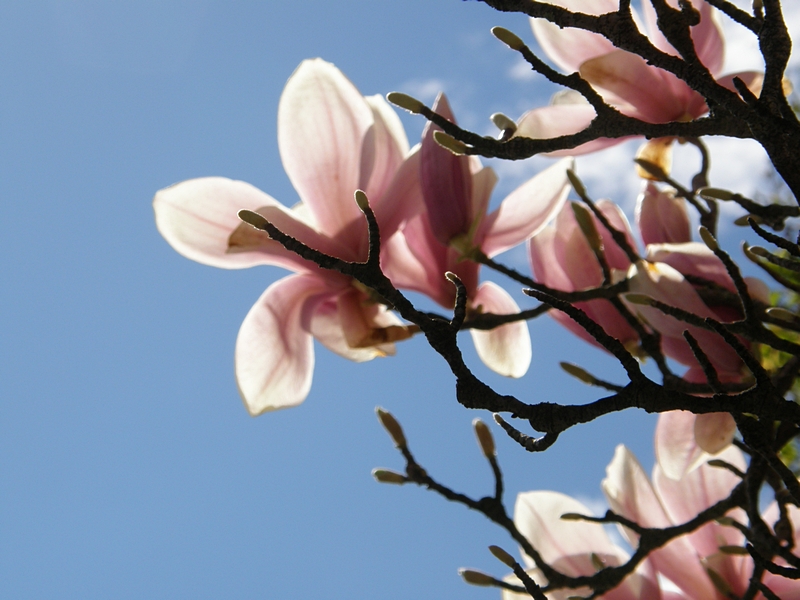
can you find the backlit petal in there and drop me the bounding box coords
[469,282,531,378]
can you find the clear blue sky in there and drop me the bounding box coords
[3,1,776,598]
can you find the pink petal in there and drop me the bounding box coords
[469,282,531,378]
[529,0,619,73]
[646,243,732,290]
[656,411,710,480]
[420,93,473,245]
[371,147,425,241]
[603,445,719,599]
[468,161,497,241]
[359,94,409,205]
[515,490,626,572]
[694,412,736,454]
[480,157,572,257]
[235,274,330,415]
[308,287,400,361]
[580,50,693,123]
[278,58,373,239]
[636,182,691,245]
[154,177,290,269]
[514,102,624,156]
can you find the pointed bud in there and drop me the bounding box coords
[715,516,737,526]
[386,92,426,114]
[458,569,496,587]
[634,138,673,180]
[238,209,270,230]
[371,468,407,484]
[491,27,525,51]
[490,112,517,134]
[697,187,734,201]
[433,130,468,155]
[473,419,496,458]
[590,553,605,571]
[559,513,586,521]
[703,563,733,597]
[747,245,769,258]
[566,169,586,197]
[354,190,370,211]
[733,214,755,226]
[560,362,596,385]
[698,226,718,251]
[488,545,517,568]
[571,203,602,253]
[375,407,407,448]
[625,293,654,306]
[742,244,761,262]
[766,307,798,322]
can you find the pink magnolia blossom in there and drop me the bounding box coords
[386,93,572,377]
[154,59,420,415]
[515,0,762,155]
[603,432,800,599]
[502,491,669,599]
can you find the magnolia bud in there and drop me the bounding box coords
[371,468,407,484]
[491,27,525,51]
[698,226,718,251]
[560,362,596,385]
[697,187,734,201]
[238,209,269,229]
[490,112,517,135]
[375,407,407,448]
[488,545,517,568]
[718,545,749,555]
[354,190,370,211]
[625,293,654,306]
[766,307,798,322]
[566,169,587,197]
[432,130,468,155]
[458,569,495,587]
[571,203,602,253]
[473,419,496,458]
[386,92,425,114]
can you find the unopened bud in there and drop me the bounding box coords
[560,513,585,521]
[718,545,749,555]
[733,214,757,226]
[715,516,737,527]
[491,27,525,51]
[703,563,733,597]
[742,244,761,262]
[566,169,586,197]
[375,407,407,448]
[697,187,734,201]
[458,569,495,587]
[473,419,496,458]
[625,293,654,306]
[698,226,718,251]
[490,112,517,134]
[386,92,425,114]
[633,158,667,181]
[371,468,407,484]
[571,203,602,252]
[488,545,517,568]
[560,362,596,385]
[747,245,769,258]
[590,553,605,571]
[766,307,798,322]
[354,190,370,211]
[238,209,269,229]
[433,130,468,155]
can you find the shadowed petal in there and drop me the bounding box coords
[514,101,622,155]
[480,157,572,257]
[530,0,619,72]
[235,274,329,415]
[636,182,691,246]
[359,94,409,204]
[469,282,531,377]
[278,58,373,239]
[154,177,287,269]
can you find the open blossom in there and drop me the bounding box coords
[154,59,419,415]
[505,419,799,599]
[502,491,665,599]
[530,183,764,464]
[604,428,800,600]
[386,93,572,377]
[515,0,761,155]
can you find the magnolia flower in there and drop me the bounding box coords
[515,0,761,158]
[502,491,666,599]
[604,437,800,599]
[154,59,420,415]
[386,93,572,377]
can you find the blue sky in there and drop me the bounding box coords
[1,2,795,598]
